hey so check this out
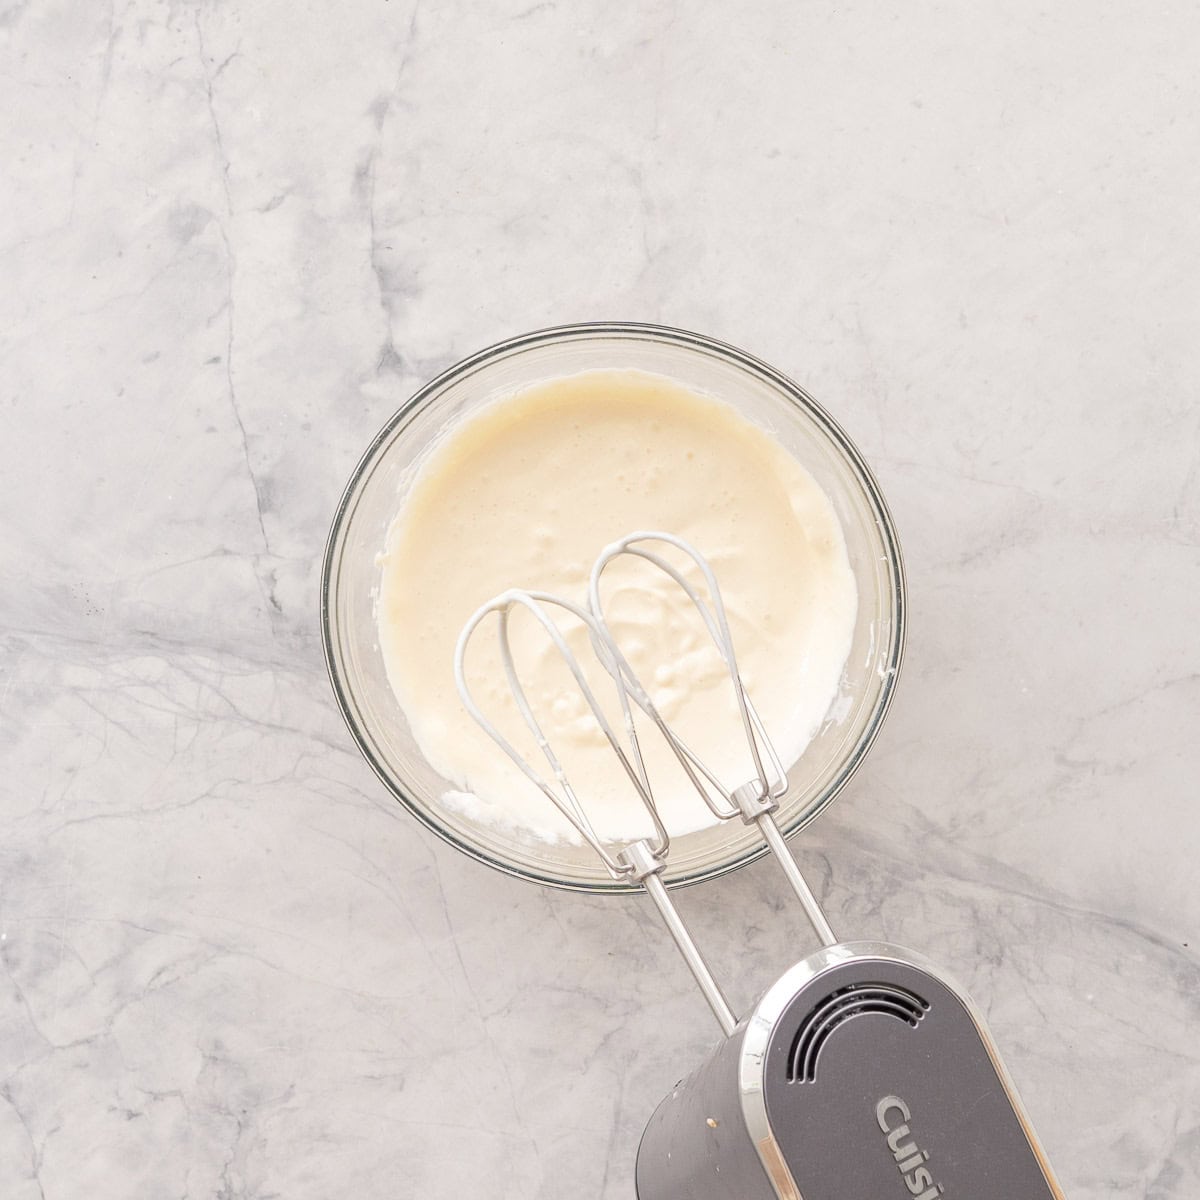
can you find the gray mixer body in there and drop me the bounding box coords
[636,941,1062,1200]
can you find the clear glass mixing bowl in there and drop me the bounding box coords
[321,322,905,892]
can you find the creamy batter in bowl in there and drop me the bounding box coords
[322,323,905,892]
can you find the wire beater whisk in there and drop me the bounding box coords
[455,532,836,1034]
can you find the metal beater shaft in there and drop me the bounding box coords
[621,839,737,1035]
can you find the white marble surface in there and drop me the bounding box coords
[3,2,1198,1196]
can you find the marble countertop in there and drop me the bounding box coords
[4,2,1198,1196]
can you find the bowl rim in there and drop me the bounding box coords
[320,320,907,894]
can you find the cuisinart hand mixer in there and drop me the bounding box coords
[456,532,1064,1200]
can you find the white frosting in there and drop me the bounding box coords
[377,369,857,844]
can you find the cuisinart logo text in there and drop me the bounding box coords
[876,1096,943,1199]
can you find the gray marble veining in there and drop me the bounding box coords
[2,2,1198,1196]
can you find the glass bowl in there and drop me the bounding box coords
[321,322,905,893]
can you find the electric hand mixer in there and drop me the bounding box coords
[455,531,1064,1200]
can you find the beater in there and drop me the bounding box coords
[455,532,1063,1200]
